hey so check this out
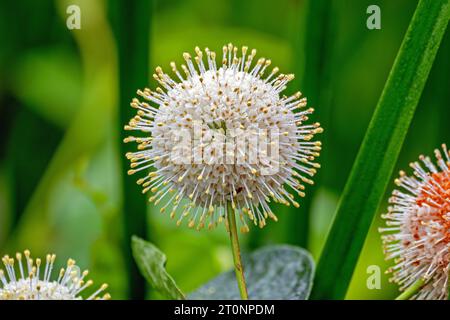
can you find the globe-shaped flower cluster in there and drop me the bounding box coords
[125,44,322,232]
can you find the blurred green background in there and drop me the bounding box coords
[0,0,448,299]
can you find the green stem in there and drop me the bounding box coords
[227,201,249,300]
[395,278,426,300]
[6,0,118,256]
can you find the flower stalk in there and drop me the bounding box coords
[227,201,249,300]
[110,0,151,299]
[395,278,427,300]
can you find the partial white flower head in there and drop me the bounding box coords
[0,250,109,300]
[380,144,450,299]
[125,44,322,232]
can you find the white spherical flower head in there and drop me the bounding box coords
[125,44,322,232]
[0,250,110,300]
[380,144,450,299]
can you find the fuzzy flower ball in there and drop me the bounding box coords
[0,250,109,300]
[380,144,450,299]
[124,44,322,232]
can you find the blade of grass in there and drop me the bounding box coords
[287,0,335,248]
[109,0,152,300]
[435,29,450,141]
[311,0,450,300]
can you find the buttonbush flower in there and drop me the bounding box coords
[380,144,450,299]
[0,250,110,300]
[124,44,322,232]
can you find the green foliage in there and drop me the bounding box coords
[132,236,186,300]
[286,0,336,248]
[189,245,315,300]
[311,0,450,300]
[110,0,152,300]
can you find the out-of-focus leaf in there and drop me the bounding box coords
[10,47,82,128]
[346,213,398,300]
[49,174,102,263]
[131,236,185,300]
[7,109,62,224]
[150,224,232,294]
[189,245,315,300]
[91,237,128,300]
[286,0,336,248]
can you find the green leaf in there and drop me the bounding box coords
[131,236,186,300]
[10,47,82,128]
[189,245,315,300]
[311,0,450,300]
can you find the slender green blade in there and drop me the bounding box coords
[311,0,450,300]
